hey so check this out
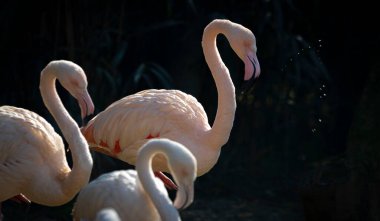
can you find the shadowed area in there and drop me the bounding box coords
[0,0,379,220]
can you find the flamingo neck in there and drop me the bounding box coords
[136,144,180,221]
[202,21,236,148]
[39,68,92,199]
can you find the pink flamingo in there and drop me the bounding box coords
[73,138,196,221]
[81,19,260,186]
[0,60,94,217]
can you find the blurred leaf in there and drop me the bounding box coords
[111,41,128,67]
[132,62,174,89]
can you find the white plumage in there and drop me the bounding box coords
[73,138,197,221]
[0,60,94,207]
[95,208,121,221]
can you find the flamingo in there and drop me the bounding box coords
[0,60,94,212]
[73,138,196,221]
[81,19,260,185]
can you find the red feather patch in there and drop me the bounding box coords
[146,133,160,139]
[99,140,109,148]
[113,140,121,154]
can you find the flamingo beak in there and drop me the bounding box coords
[239,51,261,95]
[78,90,95,125]
[154,171,178,190]
[173,181,194,210]
[243,51,261,81]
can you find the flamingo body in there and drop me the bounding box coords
[74,170,163,221]
[73,138,196,221]
[0,106,68,204]
[84,89,216,175]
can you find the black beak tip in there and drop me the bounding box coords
[240,54,259,95]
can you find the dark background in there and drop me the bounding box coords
[1,0,379,220]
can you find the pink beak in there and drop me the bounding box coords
[244,51,261,80]
[78,90,95,120]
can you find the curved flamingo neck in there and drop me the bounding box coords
[202,20,236,148]
[136,144,180,221]
[40,68,77,137]
[39,66,92,199]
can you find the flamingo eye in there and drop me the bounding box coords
[70,79,79,87]
[179,168,189,177]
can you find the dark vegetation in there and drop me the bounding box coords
[1,0,379,220]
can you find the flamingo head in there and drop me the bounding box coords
[166,142,197,210]
[53,60,95,120]
[227,22,261,81]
